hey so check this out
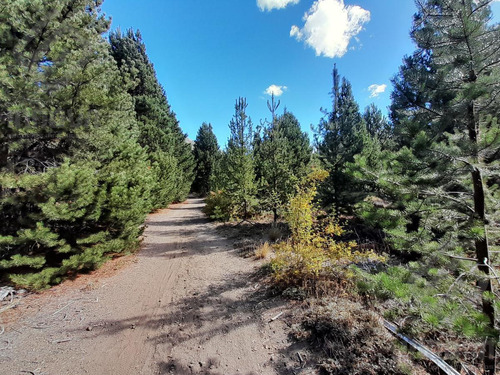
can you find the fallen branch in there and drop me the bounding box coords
[0,288,14,302]
[297,352,305,366]
[51,338,72,344]
[384,320,460,375]
[269,312,283,322]
[460,362,475,375]
[0,302,18,314]
[52,301,75,316]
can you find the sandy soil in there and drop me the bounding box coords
[0,198,305,375]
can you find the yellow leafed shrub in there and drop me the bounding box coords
[270,168,385,296]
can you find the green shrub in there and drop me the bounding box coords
[203,190,233,221]
[355,265,495,341]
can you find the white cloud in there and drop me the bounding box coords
[368,84,387,98]
[290,0,370,58]
[265,84,288,96]
[257,0,300,11]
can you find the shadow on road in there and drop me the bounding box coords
[75,198,303,374]
[70,265,295,374]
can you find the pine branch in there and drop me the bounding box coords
[470,1,495,18]
[421,189,475,214]
[429,148,476,170]
[445,254,477,262]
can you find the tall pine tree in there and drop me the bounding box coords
[255,96,311,222]
[222,98,256,219]
[317,65,366,216]
[109,29,194,205]
[192,122,220,196]
[278,111,312,179]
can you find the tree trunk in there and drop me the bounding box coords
[472,168,497,375]
[467,101,497,375]
[333,165,340,219]
[0,142,7,169]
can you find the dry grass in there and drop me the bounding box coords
[254,242,272,259]
[292,297,413,375]
[268,227,282,242]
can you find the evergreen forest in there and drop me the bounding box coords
[1,1,499,374]
[0,1,194,289]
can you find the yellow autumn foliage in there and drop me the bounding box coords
[270,168,385,296]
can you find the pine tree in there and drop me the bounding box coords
[346,104,394,199]
[192,122,220,195]
[358,1,500,372]
[363,104,394,148]
[109,29,194,205]
[317,65,366,216]
[255,96,311,222]
[222,98,257,219]
[278,111,312,178]
[256,95,289,222]
[345,123,385,209]
[0,0,153,289]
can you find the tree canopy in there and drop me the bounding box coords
[192,122,220,196]
[109,29,194,205]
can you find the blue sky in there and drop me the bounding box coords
[101,0,500,146]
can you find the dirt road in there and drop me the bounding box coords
[0,198,295,375]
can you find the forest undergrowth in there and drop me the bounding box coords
[211,168,496,375]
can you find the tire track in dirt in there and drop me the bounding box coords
[0,198,294,375]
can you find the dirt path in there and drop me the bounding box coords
[0,198,297,375]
